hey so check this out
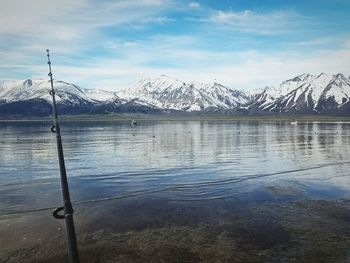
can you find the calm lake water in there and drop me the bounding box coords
[1,120,350,262]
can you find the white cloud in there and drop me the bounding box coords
[0,0,348,93]
[209,10,306,35]
[25,41,349,92]
[189,2,200,8]
[0,0,170,44]
[145,16,174,24]
[0,0,173,79]
[0,0,83,35]
[2,30,349,92]
[198,48,350,90]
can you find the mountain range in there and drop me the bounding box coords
[0,73,349,117]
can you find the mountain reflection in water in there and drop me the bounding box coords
[0,120,350,262]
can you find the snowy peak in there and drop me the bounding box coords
[198,82,250,107]
[151,75,186,91]
[118,75,249,111]
[249,73,350,113]
[23,79,33,88]
[1,73,349,116]
[0,79,90,104]
[0,79,123,108]
[329,73,350,87]
[84,89,117,102]
[321,73,350,106]
[122,75,186,98]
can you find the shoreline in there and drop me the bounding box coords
[2,196,350,263]
[1,114,350,122]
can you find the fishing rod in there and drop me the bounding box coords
[46,49,80,263]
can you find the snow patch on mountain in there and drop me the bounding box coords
[0,79,93,105]
[323,73,350,105]
[248,73,350,113]
[117,75,250,111]
[1,73,349,116]
[84,89,117,102]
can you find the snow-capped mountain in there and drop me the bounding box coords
[0,79,96,104]
[117,75,250,111]
[247,73,350,114]
[0,79,98,116]
[198,81,251,109]
[83,88,117,103]
[0,79,154,116]
[0,73,349,117]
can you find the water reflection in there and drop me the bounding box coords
[0,120,350,213]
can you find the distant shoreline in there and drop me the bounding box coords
[1,114,350,122]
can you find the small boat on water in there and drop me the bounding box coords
[131,119,137,126]
[290,121,298,125]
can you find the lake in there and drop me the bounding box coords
[1,120,350,262]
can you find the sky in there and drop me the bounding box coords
[0,0,349,91]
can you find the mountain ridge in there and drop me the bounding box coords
[0,73,349,116]
[246,73,350,114]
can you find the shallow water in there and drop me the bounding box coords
[1,120,350,262]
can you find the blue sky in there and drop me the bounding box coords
[0,0,349,91]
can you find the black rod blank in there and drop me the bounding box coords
[46,49,80,263]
